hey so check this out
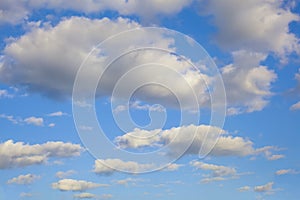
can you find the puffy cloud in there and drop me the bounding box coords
[163,163,183,171]
[0,0,193,24]
[255,146,285,161]
[24,116,44,126]
[55,170,77,179]
[254,182,274,193]
[52,179,108,191]
[238,186,251,192]
[275,169,299,175]
[73,193,96,199]
[0,140,82,169]
[0,89,13,98]
[222,50,277,114]
[115,124,256,157]
[94,159,155,175]
[191,161,236,177]
[199,0,300,61]
[0,16,212,110]
[7,174,40,185]
[190,161,237,183]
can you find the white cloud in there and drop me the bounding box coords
[113,101,166,114]
[93,159,155,175]
[191,161,236,177]
[275,169,299,175]
[255,146,285,161]
[114,178,144,186]
[190,161,237,183]
[24,116,44,126]
[47,111,67,117]
[238,186,251,192]
[115,124,260,157]
[222,50,277,114]
[7,174,40,185]
[254,182,274,193]
[0,0,193,24]
[163,163,183,171]
[48,123,55,127]
[73,193,96,199]
[52,179,108,191]
[290,101,300,110]
[0,89,13,98]
[0,114,19,124]
[0,140,82,169]
[199,0,300,61]
[0,16,215,110]
[55,170,77,179]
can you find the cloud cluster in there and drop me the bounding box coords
[190,161,237,183]
[52,179,108,191]
[7,174,40,185]
[275,169,299,175]
[0,140,82,169]
[55,170,77,179]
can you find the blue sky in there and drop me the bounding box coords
[0,0,300,199]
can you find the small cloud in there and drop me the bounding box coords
[101,194,113,199]
[275,169,299,175]
[24,116,44,126]
[238,186,251,192]
[254,182,274,194]
[290,101,300,111]
[74,193,96,199]
[52,179,109,192]
[48,123,55,127]
[55,170,77,179]
[7,174,40,185]
[47,111,68,117]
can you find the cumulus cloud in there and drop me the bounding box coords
[0,0,193,24]
[93,159,154,175]
[275,169,299,175]
[190,161,237,183]
[52,179,108,191]
[199,0,300,61]
[0,140,82,169]
[114,178,144,186]
[115,124,260,157]
[24,116,44,126]
[55,170,77,179]
[7,174,40,185]
[222,50,277,114]
[254,182,274,194]
[73,193,96,199]
[0,16,212,110]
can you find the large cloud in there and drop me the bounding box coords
[0,0,193,24]
[115,124,253,157]
[0,140,82,169]
[199,0,300,61]
[115,124,281,158]
[0,16,213,110]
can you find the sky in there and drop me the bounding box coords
[0,0,300,199]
